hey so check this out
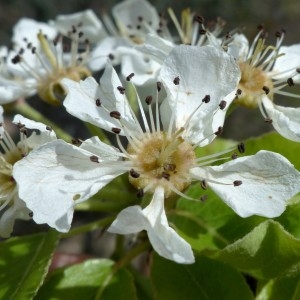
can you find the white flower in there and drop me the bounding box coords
[0,108,56,237]
[228,30,300,141]
[89,0,163,85]
[13,45,300,263]
[0,13,95,105]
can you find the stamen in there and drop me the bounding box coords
[129,168,140,178]
[90,155,99,163]
[233,180,243,186]
[110,111,121,120]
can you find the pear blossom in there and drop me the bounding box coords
[0,13,96,105]
[0,108,56,237]
[228,30,300,141]
[89,0,164,85]
[13,45,300,264]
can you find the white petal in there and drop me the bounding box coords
[62,65,138,135]
[262,96,300,142]
[190,150,300,218]
[79,136,123,160]
[273,44,300,82]
[160,45,240,145]
[13,114,57,148]
[0,197,30,238]
[109,186,194,264]
[137,34,174,63]
[12,18,57,47]
[89,37,128,71]
[120,49,161,85]
[52,10,107,43]
[13,140,126,232]
[112,0,160,38]
[227,33,249,61]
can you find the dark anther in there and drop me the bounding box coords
[138,16,143,22]
[219,100,227,110]
[126,73,135,81]
[108,53,115,60]
[11,55,21,64]
[202,95,210,103]
[145,96,153,105]
[287,78,294,86]
[262,86,270,94]
[117,86,125,94]
[200,195,208,202]
[237,142,245,153]
[236,89,242,96]
[130,168,140,178]
[193,15,205,23]
[257,24,264,31]
[31,47,37,54]
[162,172,170,180]
[90,155,99,163]
[214,126,223,136]
[157,81,162,92]
[46,125,52,131]
[71,138,82,146]
[231,152,238,159]
[17,122,25,129]
[199,29,207,35]
[78,31,84,38]
[137,188,144,198]
[95,98,101,107]
[275,31,282,38]
[265,118,273,123]
[136,25,141,30]
[233,180,243,186]
[173,76,180,85]
[28,212,33,218]
[201,179,208,190]
[112,127,121,134]
[19,48,25,54]
[296,68,300,74]
[110,111,121,119]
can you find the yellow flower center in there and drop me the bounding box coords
[127,131,196,197]
[236,62,274,108]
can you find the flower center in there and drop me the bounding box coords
[127,131,196,197]
[236,62,274,108]
[36,32,91,105]
[0,134,23,200]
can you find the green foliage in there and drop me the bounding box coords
[35,259,137,300]
[151,254,254,300]
[0,230,59,300]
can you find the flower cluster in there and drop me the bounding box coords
[1,0,300,265]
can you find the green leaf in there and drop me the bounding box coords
[0,230,59,300]
[35,259,137,300]
[151,254,254,300]
[214,220,300,279]
[245,132,300,169]
[275,201,300,238]
[256,274,300,300]
[172,183,265,252]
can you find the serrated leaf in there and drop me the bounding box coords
[0,230,59,300]
[35,259,137,300]
[214,220,300,279]
[151,254,254,300]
